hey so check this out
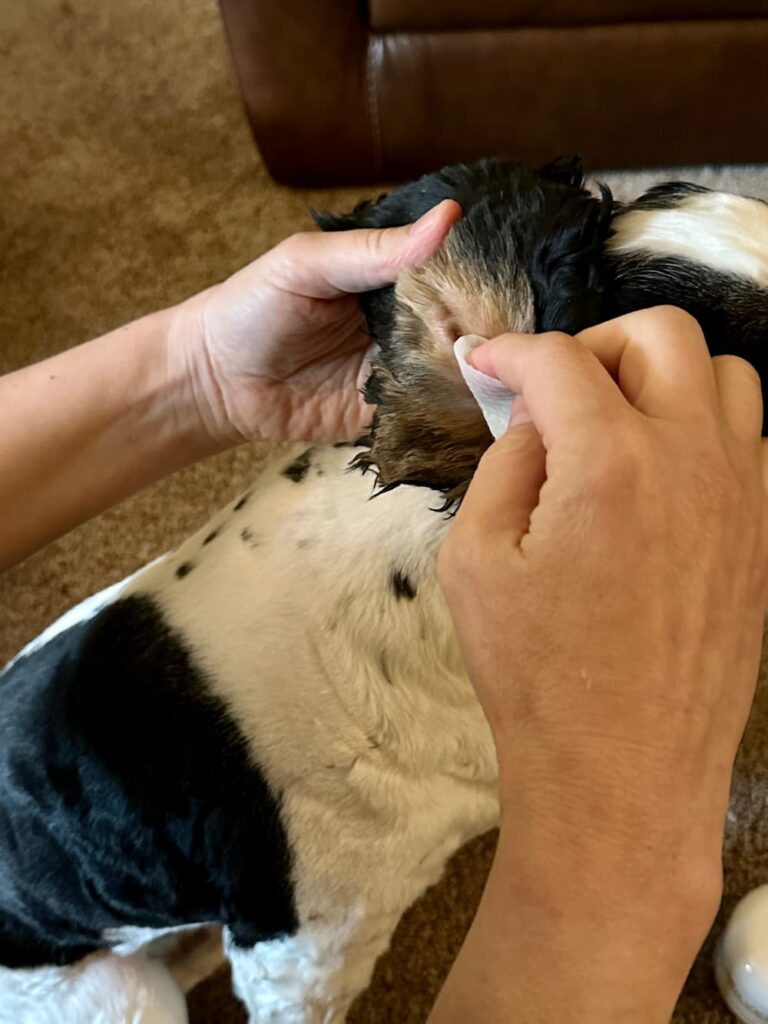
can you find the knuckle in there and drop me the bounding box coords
[715,353,762,390]
[538,330,574,346]
[269,232,310,275]
[588,423,652,490]
[276,232,311,260]
[535,330,577,356]
[364,228,388,262]
[651,304,702,334]
[273,233,297,257]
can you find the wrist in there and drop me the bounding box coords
[430,825,714,1024]
[163,289,245,456]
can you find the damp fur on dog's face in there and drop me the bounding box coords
[315,157,613,502]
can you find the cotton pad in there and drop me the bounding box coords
[453,335,517,440]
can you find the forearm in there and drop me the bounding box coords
[0,302,221,570]
[428,817,714,1024]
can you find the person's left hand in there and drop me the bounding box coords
[171,200,461,445]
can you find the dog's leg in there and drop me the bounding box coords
[0,950,188,1024]
[224,907,402,1024]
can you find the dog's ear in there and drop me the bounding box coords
[538,155,583,188]
[311,187,491,502]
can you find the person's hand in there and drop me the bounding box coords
[170,200,461,445]
[434,307,768,1022]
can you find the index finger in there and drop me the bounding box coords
[471,307,721,448]
[468,330,633,450]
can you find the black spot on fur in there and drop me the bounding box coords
[233,493,250,511]
[202,528,220,546]
[391,570,417,601]
[282,449,312,483]
[240,527,259,549]
[175,561,194,579]
[0,595,297,968]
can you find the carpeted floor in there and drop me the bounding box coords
[1,1,768,1020]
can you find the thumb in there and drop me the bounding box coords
[348,198,463,292]
[456,412,546,546]
[272,200,462,299]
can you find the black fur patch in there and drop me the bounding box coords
[202,528,220,546]
[233,493,250,511]
[282,449,312,483]
[240,527,260,550]
[175,561,195,579]
[391,570,417,601]
[0,595,297,967]
[604,252,768,432]
[619,180,713,211]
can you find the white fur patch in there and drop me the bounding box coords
[607,191,768,285]
[0,952,187,1024]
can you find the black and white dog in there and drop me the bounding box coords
[1,158,767,1024]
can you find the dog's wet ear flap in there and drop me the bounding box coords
[312,194,388,232]
[538,155,584,188]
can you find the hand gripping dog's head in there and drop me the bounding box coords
[316,157,613,503]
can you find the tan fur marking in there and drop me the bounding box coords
[363,238,535,497]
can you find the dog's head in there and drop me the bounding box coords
[316,157,613,503]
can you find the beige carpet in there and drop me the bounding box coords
[1,1,768,1020]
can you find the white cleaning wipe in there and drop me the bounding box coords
[454,335,517,440]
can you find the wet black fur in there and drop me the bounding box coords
[0,595,297,967]
[317,162,768,467]
[315,156,614,379]
[605,183,768,430]
[316,157,614,497]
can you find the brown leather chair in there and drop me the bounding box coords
[218,1,768,185]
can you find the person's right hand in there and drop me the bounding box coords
[436,306,768,1021]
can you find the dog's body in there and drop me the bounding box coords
[0,445,495,1024]
[1,159,767,1023]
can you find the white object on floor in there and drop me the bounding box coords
[453,335,517,440]
[716,885,768,1023]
